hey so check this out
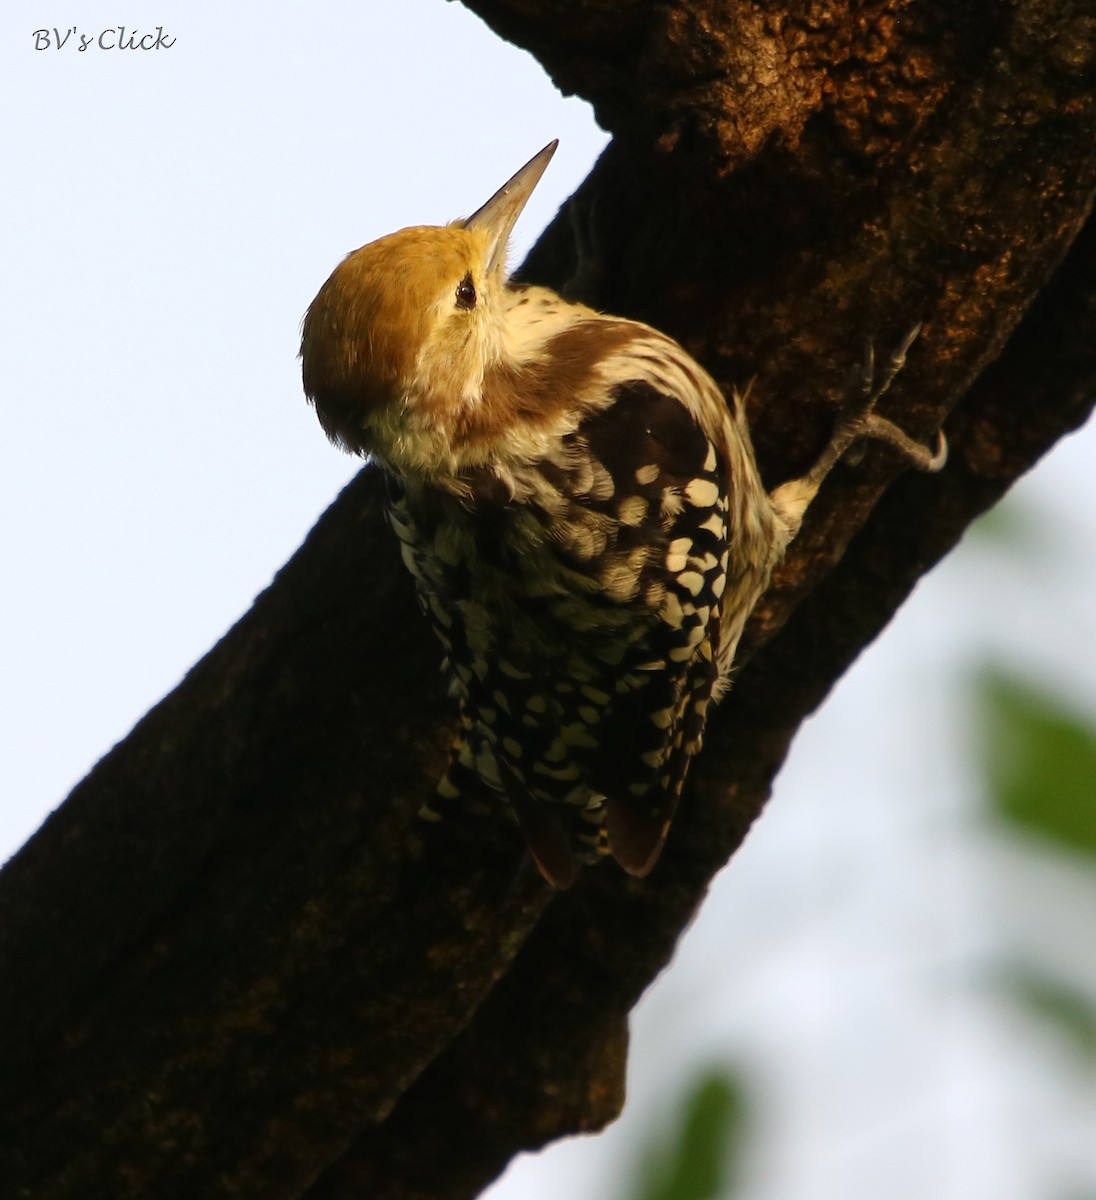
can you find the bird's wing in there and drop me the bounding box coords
[536,380,732,876]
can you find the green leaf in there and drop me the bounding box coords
[977,670,1096,859]
[631,1068,747,1200]
[1006,966,1096,1065]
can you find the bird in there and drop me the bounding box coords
[300,140,945,888]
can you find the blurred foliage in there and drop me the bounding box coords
[977,669,1096,859]
[967,494,1044,549]
[629,1067,747,1200]
[1006,966,1096,1067]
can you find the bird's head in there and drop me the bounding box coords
[301,141,557,469]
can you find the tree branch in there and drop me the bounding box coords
[2,2,1094,1198]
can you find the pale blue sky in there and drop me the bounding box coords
[4,5,1096,1198]
[1,1,607,851]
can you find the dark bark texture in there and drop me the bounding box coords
[3,2,1096,1198]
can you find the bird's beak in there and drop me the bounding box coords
[462,140,558,276]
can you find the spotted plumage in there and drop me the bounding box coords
[301,141,945,887]
[387,358,777,883]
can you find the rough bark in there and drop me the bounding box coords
[2,2,1095,1198]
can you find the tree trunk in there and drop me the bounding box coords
[2,2,1095,1198]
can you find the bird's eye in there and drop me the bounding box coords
[455,273,477,310]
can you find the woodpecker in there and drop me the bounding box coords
[301,141,945,888]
